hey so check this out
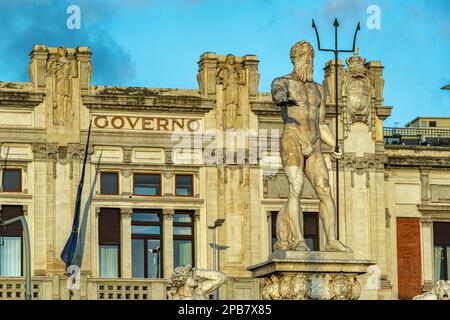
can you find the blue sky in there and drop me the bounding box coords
[0,0,448,126]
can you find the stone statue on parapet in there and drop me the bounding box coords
[167,265,226,300]
[47,46,76,125]
[413,280,450,300]
[271,40,351,253]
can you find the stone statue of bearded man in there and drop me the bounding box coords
[271,40,351,253]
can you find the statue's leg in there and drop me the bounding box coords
[280,126,308,251]
[284,166,307,250]
[304,148,352,253]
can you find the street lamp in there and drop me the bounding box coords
[148,245,161,278]
[208,218,225,300]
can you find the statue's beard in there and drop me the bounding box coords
[293,64,313,82]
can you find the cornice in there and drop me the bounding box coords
[82,93,214,114]
[0,90,45,108]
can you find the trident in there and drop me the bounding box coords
[311,18,360,239]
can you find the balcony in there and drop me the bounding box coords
[384,127,450,147]
[0,276,261,300]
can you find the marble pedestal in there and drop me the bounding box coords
[248,251,374,300]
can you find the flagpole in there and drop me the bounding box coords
[60,120,92,299]
[312,18,360,239]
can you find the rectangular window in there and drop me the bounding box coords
[271,212,277,250]
[433,222,450,281]
[175,174,193,196]
[100,172,119,195]
[429,121,437,127]
[2,169,21,192]
[133,174,161,196]
[304,213,319,251]
[132,209,162,278]
[98,208,121,278]
[0,206,23,276]
[173,211,194,268]
[270,211,319,252]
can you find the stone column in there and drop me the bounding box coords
[242,55,259,100]
[266,211,272,257]
[75,46,92,93]
[194,171,200,198]
[162,208,174,278]
[420,167,431,204]
[421,217,434,291]
[163,170,174,197]
[194,209,201,266]
[120,208,133,278]
[29,45,49,91]
[197,52,218,98]
[93,207,101,277]
[121,169,131,196]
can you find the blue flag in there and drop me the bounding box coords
[60,121,92,271]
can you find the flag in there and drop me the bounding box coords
[60,121,92,270]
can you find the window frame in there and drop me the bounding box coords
[173,210,195,268]
[0,205,24,277]
[270,211,319,252]
[98,208,122,278]
[100,171,120,195]
[1,168,22,193]
[131,209,163,278]
[132,172,162,197]
[433,222,450,281]
[174,173,194,197]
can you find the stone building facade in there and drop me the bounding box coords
[0,45,449,300]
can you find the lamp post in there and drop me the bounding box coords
[208,218,225,300]
[0,215,32,300]
[148,245,161,278]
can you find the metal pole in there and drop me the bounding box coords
[333,19,340,238]
[2,216,31,300]
[216,244,220,300]
[311,18,360,241]
[213,228,218,300]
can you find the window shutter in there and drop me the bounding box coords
[99,208,121,245]
[434,222,450,246]
[1,205,23,236]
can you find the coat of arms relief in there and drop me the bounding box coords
[342,49,376,140]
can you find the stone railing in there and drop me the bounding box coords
[89,278,167,300]
[0,277,48,300]
[0,276,261,300]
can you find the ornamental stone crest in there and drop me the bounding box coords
[261,272,360,300]
[413,280,450,300]
[342,49,375,139]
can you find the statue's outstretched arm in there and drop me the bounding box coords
[271,77,289,105]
